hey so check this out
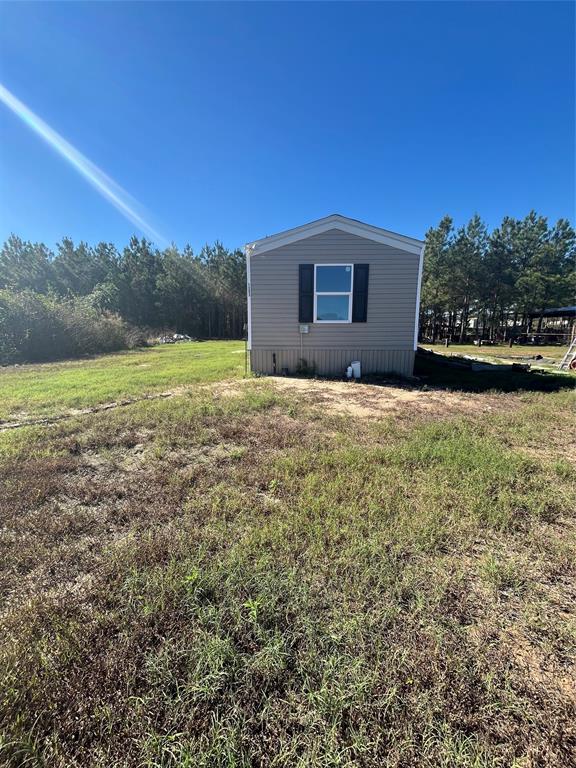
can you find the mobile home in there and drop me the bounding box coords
[246,214,424,377]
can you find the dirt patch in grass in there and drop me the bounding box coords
[257,375,515,419]
[506,627,576,705]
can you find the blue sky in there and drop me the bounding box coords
[0,1,574,252]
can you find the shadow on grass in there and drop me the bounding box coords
[357,352,572,394]
[409,352,574,393]
[267,353,573,395]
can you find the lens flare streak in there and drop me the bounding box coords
[0,83,167,246]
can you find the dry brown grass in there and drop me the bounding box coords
[1,380,575,767]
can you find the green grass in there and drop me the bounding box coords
[0,340,245,422]
[0,356,575,767]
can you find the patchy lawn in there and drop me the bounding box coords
[0,341,245,423]
[1,358,575,767]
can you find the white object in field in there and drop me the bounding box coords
[351,361,361,379]
[346,366,353,379]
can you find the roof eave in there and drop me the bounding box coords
[246,214,424,256]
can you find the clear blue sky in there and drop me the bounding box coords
[0,1,574,252]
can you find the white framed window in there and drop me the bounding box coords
[314,264,353,323]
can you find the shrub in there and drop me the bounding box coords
[295,357,317,376]
[0,289,148,364]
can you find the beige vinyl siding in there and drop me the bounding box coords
[251,349,415,377]
[250,228,420,374]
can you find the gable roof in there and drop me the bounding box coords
[246,214,424,257]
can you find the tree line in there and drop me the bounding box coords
[420,211,575,343]
[0,236,247,362]
[1,209,574,364]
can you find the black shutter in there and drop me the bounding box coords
[352,264,369,322]
[299,264,314,322]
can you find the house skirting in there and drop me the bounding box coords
[250,348,415,377]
